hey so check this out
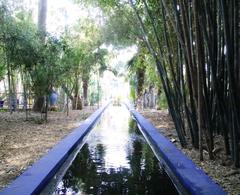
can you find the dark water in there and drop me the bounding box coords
[53,106,179,195]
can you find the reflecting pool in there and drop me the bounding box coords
[53,106,179,195]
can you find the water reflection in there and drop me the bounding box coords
[54,106,179,195]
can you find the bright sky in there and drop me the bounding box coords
[24,0,87,36]
[46,0,105,36]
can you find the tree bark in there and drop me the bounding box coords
[33,96,45,112]
[72,96,82,110]
[33,0,48,112]
[136,66,145,110]
[82,78,89,106]
[38,0,47,37]
[72,74,82,110]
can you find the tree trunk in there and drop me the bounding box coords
[66,93,69,116]
[136,66,145,110]
[72,76,82,110]
[82,78,89,106]
[72,96,82,110]
[38,0,47,37]
[7,61,12,114]
[21,70,28,120]
[33,0,48,112]
[45,96,49,121]
[33,96,45,112]
[148,86,155,108]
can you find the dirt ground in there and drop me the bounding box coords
[141,109,240,195]
[0,107,96,189]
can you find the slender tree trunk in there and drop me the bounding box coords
[21,70,28,120]
[194,0,214,160]
[38,0,47,38]
[7,61,12,114]
[45,96,48,122]
[82,78,89,106]
[72,75,82,110]
[33,0,47,112]
[66,94,69,116]
[136,66,145,110]
[33,96,45,112]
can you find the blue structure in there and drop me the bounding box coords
[0,103,109,195]
[0,100,4,108]
[125,104,226,195]
[49,91,58,107]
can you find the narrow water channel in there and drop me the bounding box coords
[53,106,179,195]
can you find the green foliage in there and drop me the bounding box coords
[54,21,111,108]
[0,3,69,98]
[89,91,100,105]
[130,84,136,101]
[8,16,41,71]
[77,0,119,11]
[102,7,140,47]
[0,4,38,69]
[0,49,5,81]
[89,81,102,105]
[158,91,168,109]
[31,36,65,96]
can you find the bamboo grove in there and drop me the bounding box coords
[127,0,240,167]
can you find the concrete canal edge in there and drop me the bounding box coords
[0,103,109,195]
[125,104,226,195]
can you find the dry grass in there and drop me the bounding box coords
[0,107,96,189]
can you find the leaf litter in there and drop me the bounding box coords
[0,107,96,189]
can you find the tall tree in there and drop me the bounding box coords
[38,0,47,38]
[33,0,47,112]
